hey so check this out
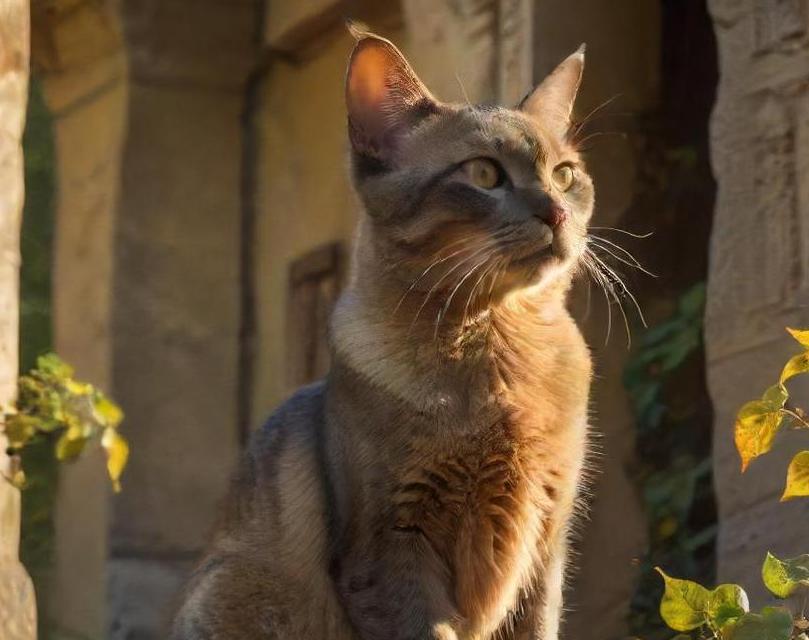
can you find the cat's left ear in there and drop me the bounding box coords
[519,45,585,138]
[346,27,438,159]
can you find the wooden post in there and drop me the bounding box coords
[0,0,37,638]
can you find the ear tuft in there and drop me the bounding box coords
[345,31,437,159]
[346,19,371,41]
[519,46,585,137]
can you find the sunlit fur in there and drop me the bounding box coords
[171,32,599,640]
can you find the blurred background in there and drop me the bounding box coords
[5,0,809,638]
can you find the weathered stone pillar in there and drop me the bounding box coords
[0,1,37,637]
[31,0,128,635]
[707,0,809,598]
[107,2,257,637]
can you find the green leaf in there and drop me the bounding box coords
[708,583,749,629]
[781,351,809,384]
[102,428,129,493]
[782,451,809,501]
[734,400,784,471]
[4,414,40,448]
[656,568,710,631]
[762,384,789,407]
[787,327,809,349]
[725,607,793,640]
[762,552,809,598]
[656,568,749,633]
[35,353,73,379]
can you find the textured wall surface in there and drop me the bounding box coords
[31,0,129,635]
[0,1,36,638]
[707,0,809,599]
[107,1,258,637]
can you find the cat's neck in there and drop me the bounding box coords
[330,264,578,413]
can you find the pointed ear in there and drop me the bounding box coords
[519,45,585,137]
[346,29,438,159]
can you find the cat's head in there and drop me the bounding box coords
[345,29,594,311]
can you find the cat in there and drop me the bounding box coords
[170,26,594,640]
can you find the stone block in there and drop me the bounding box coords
[263,0,342,54]
[31,0,123,73]
[110,84,243,554]
[123,0,257,91]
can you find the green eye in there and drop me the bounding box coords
[463,158,503,190]
[552,163,576,191]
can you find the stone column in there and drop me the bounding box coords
[31,0,128,636]
[107,2,257,637]
[707,0,809,598]
[0,0,37,638]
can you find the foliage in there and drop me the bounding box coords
[656,554,807,640]
[733,328,809,499]
[655,328,809,640]
[626,282,717,639]
[3,353,128,492]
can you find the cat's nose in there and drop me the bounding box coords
[537,202,567,228]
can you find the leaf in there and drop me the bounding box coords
[656,568,749,633]
[782,451,809,501]
[54,425,88,461]
[781,351,809,384]
[93,395,123,428]
[725,607,793,640]
[35,353,74,379]
[762,384,789,407]
[4,414,40,448]
[787,327,809,349]
[656,568,710,631]
[102,428,129,493]
[762,552,809,598]
[734,400,784,471]
[708,584,749,629]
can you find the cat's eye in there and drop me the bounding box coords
[463,158,504,190]
[552,163,576,191]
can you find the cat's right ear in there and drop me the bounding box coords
[345,27,438,160]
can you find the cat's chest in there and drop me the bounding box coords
[389,412,583,628]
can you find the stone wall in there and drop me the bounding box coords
[0,1,36,637]
[32,0,128,635]
[707,0,809,600]
[105,1,257,637]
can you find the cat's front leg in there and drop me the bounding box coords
[335,531,460,640]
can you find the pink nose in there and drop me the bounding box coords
[544,204,567,228]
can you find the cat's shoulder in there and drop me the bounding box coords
[247,380,327,464]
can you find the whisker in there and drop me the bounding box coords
[589,251,648,332]
[569,93,623,141]
[584,253,613,346]
[587,236,657,278]
[410,240,499,333]
[393,238,489,316]
[589,226,653,239]
[461,257,500,329]
[434,251,496,340]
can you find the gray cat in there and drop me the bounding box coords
[170,27,594,640]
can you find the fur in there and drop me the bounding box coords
[171,30,594,640]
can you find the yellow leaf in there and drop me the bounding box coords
[780,351,809,384]
[735,400,783,471]
[787,327,809,349]
[782,451,809,501]
[102,428,129,493]
[64,378,93,396]
[54,424,88,461]
[94,395,123,428]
